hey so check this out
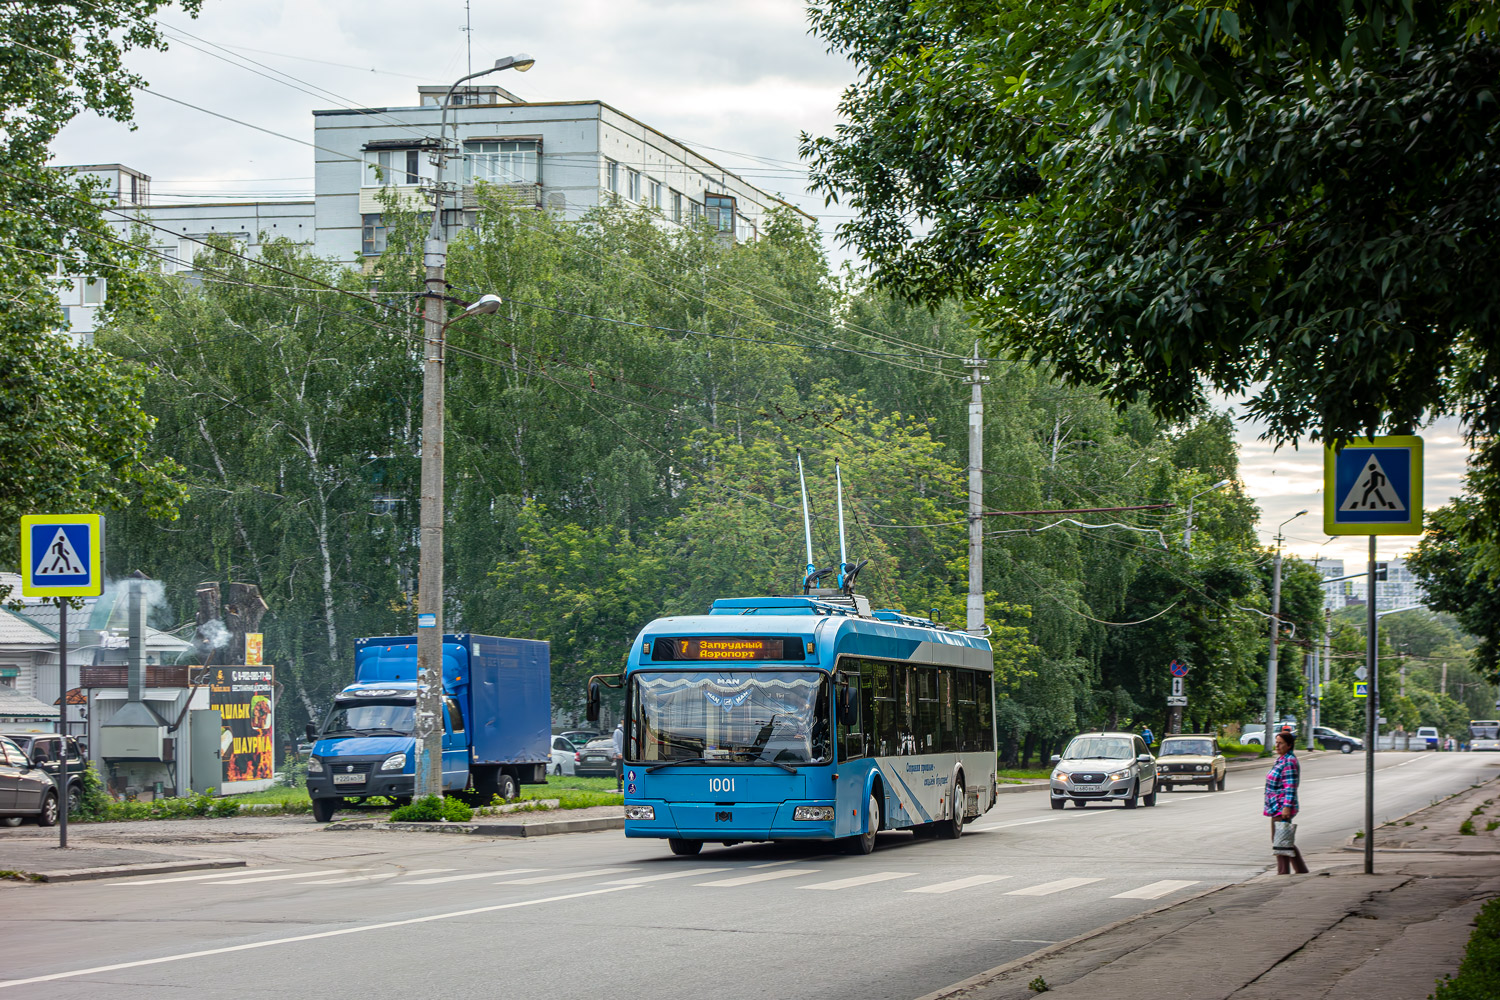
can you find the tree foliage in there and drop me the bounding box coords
[803,0,1500,523]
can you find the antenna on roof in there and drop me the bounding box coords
[797,450,819,592]
[835,460,848,590]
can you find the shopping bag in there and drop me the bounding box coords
[1272,820,1297,851]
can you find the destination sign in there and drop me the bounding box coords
[651,637,804,661]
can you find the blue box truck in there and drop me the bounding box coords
[305,633,551,823]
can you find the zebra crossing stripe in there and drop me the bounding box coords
[800,872,916,891]
[211,869,361,885]
[495,868,637,885]
[697,869,820,887]
[1005,877,1103,896]
[399,869,539,884]
[906,875,1012,894]
[605,868,729,885]
[1110,879,1199,899]
[112,869,286,885]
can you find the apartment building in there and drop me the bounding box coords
[313,83,798,263]
[1311,556,1427,612]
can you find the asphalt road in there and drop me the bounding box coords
[2,751,1494,1000]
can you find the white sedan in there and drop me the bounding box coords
[549,735,578,776]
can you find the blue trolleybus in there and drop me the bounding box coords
[592,594,997,856]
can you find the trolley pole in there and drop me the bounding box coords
[964,345,988,634]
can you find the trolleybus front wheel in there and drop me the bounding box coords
[846,792,880,855]
[668,838,703,856]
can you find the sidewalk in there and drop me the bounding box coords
[923,778,1500,1000]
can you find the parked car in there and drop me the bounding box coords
[549,735,578,776]
[0,735,61,827]
[1312,726,1363,753]
[575,735,617,778]
[559,729,600,748]
[3,734,86,813]
[1241,724,1298,746]
[1049,731,1158,809]
[1156,735,1226,792]
[1415,726,1440,750]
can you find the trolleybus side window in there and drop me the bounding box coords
[915,667,939,752]
[836,668,865,761]
[938,669,958,754]
[867,660,897,757]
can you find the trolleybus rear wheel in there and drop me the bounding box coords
[938,782,964,839]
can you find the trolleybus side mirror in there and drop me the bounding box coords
[305,722,317,742]
[585,682,601,723]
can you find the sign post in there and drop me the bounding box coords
[20,514,105,849]
[1324,436,1423,876]
[1167,660,1189,733]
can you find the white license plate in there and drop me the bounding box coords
[586,757,606,763]
[333,773,366,785]
[1071,784,1100,792]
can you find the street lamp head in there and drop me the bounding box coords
[495,53,536,73]
[457,293,503,319]
[1212,479,1232,490]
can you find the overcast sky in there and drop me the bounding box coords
[50,0,1472,567]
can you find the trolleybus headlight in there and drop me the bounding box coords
[381,753,407,771]
[793,806,835,821]
[625,805,655,821]
[1052,770,1069,783]
[307,756,325,773]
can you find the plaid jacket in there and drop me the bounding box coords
[1264,752,1300,817]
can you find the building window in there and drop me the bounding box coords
[82,277,104,305]
[361,213,387,256]
[464,140,539,185]
[690,200,702,225]
[627,168,640,202]
[670,190,682,224]
[607,160,619,195]
[365,149,422,186]
[705,194,736,233]
[649,179,661,210]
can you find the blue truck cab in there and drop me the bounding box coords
[306,633,551,823]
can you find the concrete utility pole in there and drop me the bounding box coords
[1264,510,1306,748]
[1183,479,1232,551]
[414,54,532,800]
[965,344,988,635]
[1365,536,1377,875]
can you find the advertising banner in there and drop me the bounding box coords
[206,666,275,788]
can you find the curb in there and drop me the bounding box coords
[328,816,624,837]
[911,878,1246,1000]
[23,858,246,883]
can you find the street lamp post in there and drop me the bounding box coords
[1183,479,1232,551]
[1263,509,1307,751]
[415,54,534,801]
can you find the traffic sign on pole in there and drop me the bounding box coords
[1354,681,1369,698]
[1166,695,1187,707]
[20,514,104,597]
[1169,660,1189,677]
[1323,436,1423,535]
[1354,665,1368,681]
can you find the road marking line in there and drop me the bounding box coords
[495,868,636,885]
[0,885,637,990]
[1111,879,1200,900]
[906,875,1012,894]
[697,868,820,887]
[304,873,402,885]
[749,860,802,868]
[111,869,285,885]
[800,871,916,891]
[1005,877,1103,896]
[398,869,538,885]
[211,869,362,885]
[604,868,729,885]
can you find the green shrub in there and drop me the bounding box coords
[72,763,112,820]
[1461,819,1477,836]
[1433,897,1500,999]
[73,788,243,823]
[1219,740,1261,756]
[389,795,472,823]
[279,757,308,789]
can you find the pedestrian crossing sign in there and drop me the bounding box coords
[1323,436,1423,536]
[20,514,104,597]
[1354,681,1369,698]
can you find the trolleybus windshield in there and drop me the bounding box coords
[1469,721,1499,740]
[631,670,830,765]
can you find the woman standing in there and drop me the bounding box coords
[1264,731,1309,874]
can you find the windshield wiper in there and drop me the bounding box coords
[356,728,411,736]
[647,757,715,772]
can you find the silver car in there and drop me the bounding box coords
[1049,731,1158,809]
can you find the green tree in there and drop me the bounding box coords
[1408,499,1500,680]
[0,1,197,581]
[803,0,1500,535]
